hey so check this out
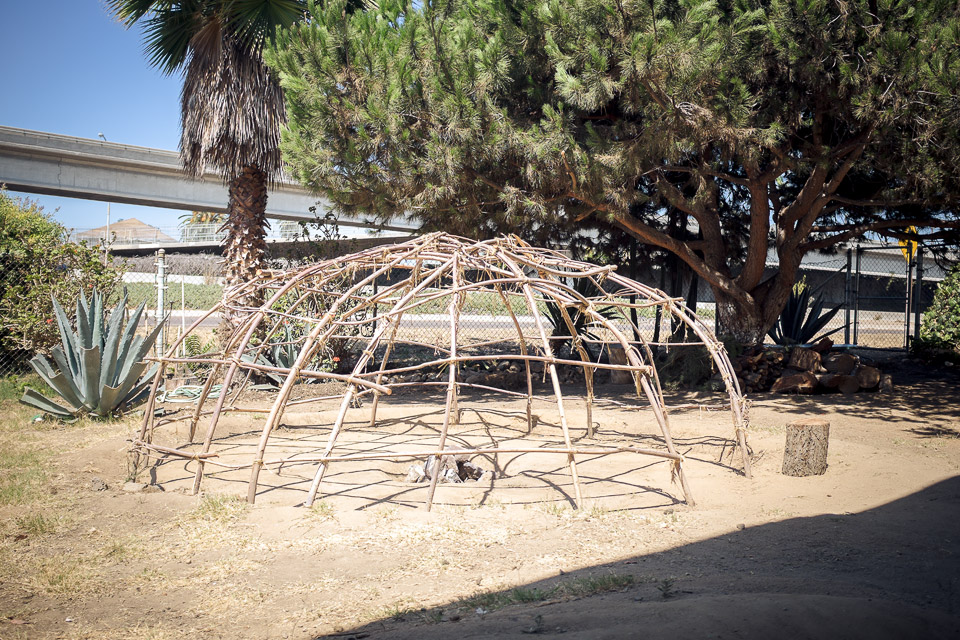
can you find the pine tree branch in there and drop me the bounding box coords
[661,164,750,187]
[612,211,747,306]
[826,196,929,208]
[801,218,960,251]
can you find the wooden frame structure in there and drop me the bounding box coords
[133,234,750,509]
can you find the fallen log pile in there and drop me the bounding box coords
[732,339,892,395]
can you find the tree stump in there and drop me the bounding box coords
[782,418,830,476]
[607,346,633,384]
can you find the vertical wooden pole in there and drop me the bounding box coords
[425,256,462,511]
[500,251,583,508]
[555,297,596,438]
[494,284,534,431]
[304,255,458,506]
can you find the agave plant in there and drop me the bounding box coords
[241,324,304,386]
[768,280,844,346]
[20,290,166,419]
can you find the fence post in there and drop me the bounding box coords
[904,252,914,349]
[853,245,861,345]
[155,249,167,358]
[844,248,852,345]
[914,247,924,342]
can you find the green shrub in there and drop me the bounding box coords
[0,190,123,365]
[915,264,960,360]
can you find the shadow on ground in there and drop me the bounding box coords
[320,476,960,640]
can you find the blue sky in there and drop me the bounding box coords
[1,1,184,231]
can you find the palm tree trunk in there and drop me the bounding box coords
[221,165,269,332]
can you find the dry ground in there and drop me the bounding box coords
[1,359,959,640]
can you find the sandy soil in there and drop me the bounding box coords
[1,359,959,640]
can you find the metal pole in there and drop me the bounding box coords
[853,246,861,345]
[903,256,913,349]
[844,248,852,345]
[156,249,166,358]
[914,247,923,341]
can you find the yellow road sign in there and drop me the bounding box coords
[899,226,918,262]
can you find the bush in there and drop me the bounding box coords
[914,264,960,362]
[0,190,123,364]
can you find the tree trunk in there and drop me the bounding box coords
[714,292,765,345]
[221,165,270,333]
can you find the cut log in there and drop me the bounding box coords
[788,347,822,373]
[771,371,818,394]
[782,418,830,476]
[818,373,842,391]
[836,374,861,394]
[764,349,786,364]
[607,346,632,385]
[856,365,881,390]
[879,373,894,393]
[811,337,834,354]
[824,353,858,375]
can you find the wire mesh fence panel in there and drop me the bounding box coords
[150,253,225,359]
[853,246,915,349]
[6,239,949,383]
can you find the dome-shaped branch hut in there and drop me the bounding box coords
[133,234,750,509]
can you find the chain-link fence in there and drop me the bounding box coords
[0,251,225,377]
[1,240,954,379]
[850,244,947,349]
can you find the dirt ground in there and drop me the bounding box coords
[1,358,959,640]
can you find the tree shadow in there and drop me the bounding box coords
[316,476,960,639]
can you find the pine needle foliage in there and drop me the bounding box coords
[269,0,960,342]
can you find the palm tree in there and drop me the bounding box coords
[107,0,305,324]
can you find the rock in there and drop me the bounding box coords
[508,362,521,374]
[770,372,818,394]
[856,365,881,390]
[704,378,726,392]
[440,468,462,483]
[479,470,497,482]
[142,484,163,494]
[424,455,454,478]
[459,460,485,480]
[811,337,834,354]
[788,347,821,373]
[405,465,426,483]
[463,372,483,385]
[122,482,147,493]
[824,353,858,375]
[485,372,506,387]
[879,373,894,393]
[90,477,108,492]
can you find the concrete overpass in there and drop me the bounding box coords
[0,125,415,232]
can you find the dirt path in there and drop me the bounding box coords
[1,364,958,639]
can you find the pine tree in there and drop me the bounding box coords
[268,0,960,343]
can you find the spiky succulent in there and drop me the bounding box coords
[20,290,166,419]
[767,282,844,346]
